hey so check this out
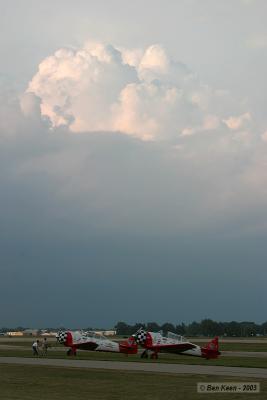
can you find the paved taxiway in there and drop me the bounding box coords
[1,357,267,378]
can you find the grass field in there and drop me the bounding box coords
[219,342,267,352]
[0,364,266,400]
[1,336,267,371]
[1,338,267,399]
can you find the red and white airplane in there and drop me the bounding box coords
[56,330,137,356]
[130,329,220,359]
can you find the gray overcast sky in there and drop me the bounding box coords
[1,0,267,328]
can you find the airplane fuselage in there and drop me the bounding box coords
[57,330,137,355]
[143,331,202,356]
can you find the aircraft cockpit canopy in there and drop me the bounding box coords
[167,331,187,342]
[83,331,108,340]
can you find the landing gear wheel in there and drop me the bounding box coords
[141,350,148,359]
[67,348,77,356]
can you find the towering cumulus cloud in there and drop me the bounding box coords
[26,41,251,141]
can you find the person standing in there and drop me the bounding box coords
[32,340,39,356]
[42,337,49,355]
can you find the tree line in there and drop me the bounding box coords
[2,319,267,337]
[115,319,267,337]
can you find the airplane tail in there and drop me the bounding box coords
[201,336,220,359]
[119,337,138,354]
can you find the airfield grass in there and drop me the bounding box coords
[0,364,266,400]
[1,348,267,369]
[1,337,267,371]
[219,342,267,352]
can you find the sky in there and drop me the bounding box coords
[1,0,267,328]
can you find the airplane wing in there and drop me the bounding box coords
[74,342,99,351]
[146,342,196,354]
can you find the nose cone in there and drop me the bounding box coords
[57,331,68,344]
[134,330,147,345]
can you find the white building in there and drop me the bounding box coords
[7,331,24,337]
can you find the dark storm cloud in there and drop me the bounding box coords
[1,0,267,329]
[0,93,267,328]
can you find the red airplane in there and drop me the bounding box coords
[130,329,220,359]
[56,330,137,356]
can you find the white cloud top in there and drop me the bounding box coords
[26,41,253,142]
[223,113,252,131]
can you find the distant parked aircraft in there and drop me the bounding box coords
[130,328,220,359]
[56,330,137,356]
